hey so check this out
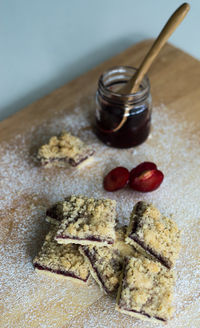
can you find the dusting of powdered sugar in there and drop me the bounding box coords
[0,100,200,328]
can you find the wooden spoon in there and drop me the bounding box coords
[111,2,190,133]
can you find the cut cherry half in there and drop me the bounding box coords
[130,162,157,179]
[130,162,164,192]
[103,166,130,191]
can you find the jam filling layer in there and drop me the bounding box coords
[69,151,94,167]
[120,307,166,322]
[130,217,171,269]
[82,248,112,294]
[41,150,94,167]
[34,263,88,282]
[56,234,114,245]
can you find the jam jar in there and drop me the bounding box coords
[95,66,152,148]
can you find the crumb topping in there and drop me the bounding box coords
[37,131,94,164]
[55,195,116,243]
[118,256,175,320]
[126,201,181,268]
[80,226,137,293]
[33,227,89,280]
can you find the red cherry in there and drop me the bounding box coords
[130,162,157,179]
[130,169,164,192]
[103,167,130,191]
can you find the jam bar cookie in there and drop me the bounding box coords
[125,201,181,269]
[79,227,137,294]
[33,227,89,284]
[116,256,175,323]
[37,131,94,168]
[55,195,116,246]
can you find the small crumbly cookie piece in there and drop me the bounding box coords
[37,131,94,168]
[126,201,181,269]
[33,227,89,284]
[116,256,175,323]
[55,195,116,246]
[79,226,138,294]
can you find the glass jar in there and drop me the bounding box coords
[95,66,152,148]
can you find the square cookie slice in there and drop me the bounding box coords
[116,256,175,323]
[79,226,138,294]
[33,227,89,284]
[55,195,116,246]
[37,131,94,168]
[126,201,181,269]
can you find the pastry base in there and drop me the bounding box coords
[35,267,89,285]
[56,237,113,247]
[76,156,94,169]
[115,305,166,324]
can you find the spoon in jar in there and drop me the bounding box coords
[111,2,190,132]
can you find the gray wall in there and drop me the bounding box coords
[0,0,198,120]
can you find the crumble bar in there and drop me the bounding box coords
[33,227,89,284]
[116,256,175,323]
[79,226,138,294]
[125,201,181,269]
[37,131,94,168]
[55,195,116,246]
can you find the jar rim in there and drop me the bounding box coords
[98,66,150,103]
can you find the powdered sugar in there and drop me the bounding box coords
[0,100,200,328]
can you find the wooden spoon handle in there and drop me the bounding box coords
[120,2,190,95]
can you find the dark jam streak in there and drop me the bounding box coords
[34,263,88,282]
[129,211,171,269]
[56,235,114,245]
[82,248,112,294]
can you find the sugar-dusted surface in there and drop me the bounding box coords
[0,98,200,328]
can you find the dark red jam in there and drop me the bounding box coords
[95,67,152,149]
[95,96,151,148]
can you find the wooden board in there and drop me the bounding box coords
[1,40,200,328]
